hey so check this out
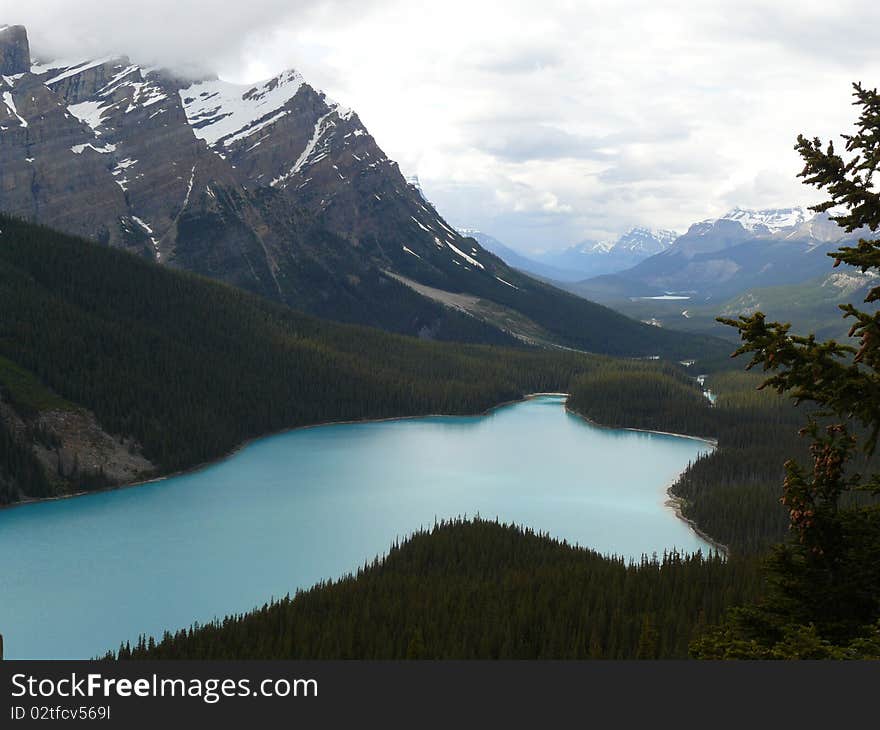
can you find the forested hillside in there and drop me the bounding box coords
[1,215,823,554]
[568,368,799,552]
[0,211,807,555]
[669,372,807,553]
[4,214,731,505]
[567,362,716,438]
[0,215,612,504]
[1,215,814,661]
[568,367,880,553]
[112,519,762,660]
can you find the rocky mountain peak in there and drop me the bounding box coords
[717,206,812,234]
[615,227,678,254]
[0,25,30,75]
[0,25,711,358]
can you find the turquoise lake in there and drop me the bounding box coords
[0,395,714,659]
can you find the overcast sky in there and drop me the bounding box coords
[5,0,880,253]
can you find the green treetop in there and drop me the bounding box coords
[694,83,880,659]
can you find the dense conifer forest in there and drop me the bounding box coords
[568,368,802,553]
[0,417,51,499]
[0,215,744,510]
[6,215,869,660]
[669,372,809,554]
[111,519,762,660]
[0,215,610,503]
[568,367,878,554]
[567,362,717,438]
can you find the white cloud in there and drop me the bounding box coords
[4,0,878,252]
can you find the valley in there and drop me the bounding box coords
[0,216,789,661]
[471,206,872,343]
[1,7,879,672]
[0,395,713,659]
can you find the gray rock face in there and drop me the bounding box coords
[1,25,702,358]
[12,53,286,297]
[3,25,511,317]
[0,25,29,75]
[0,72,129,242]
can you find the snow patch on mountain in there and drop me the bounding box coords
[123,81,167,113]
[448,240,485,269]
[1,90,27,127]
[71,142,116,154]
[68,99,110,133]
[582,239,615,254]
[179,70,305,147]
[270,110,335,187]
[112,158,138,191]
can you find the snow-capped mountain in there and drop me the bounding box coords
[0,24,496,305]
[614,227,679,254]
[581,239,615,254]
[0,25,713,359]
[535,227,679,280]
[663,206,840,261]
[716,206,811,234]
[568,206,860,304]
[454,227,678,283]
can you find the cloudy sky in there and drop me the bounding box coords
[6,0,880,252]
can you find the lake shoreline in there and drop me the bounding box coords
[563,406,718,448]
[664,491,729,557]
[4,392,728,557]
[0,392,569,512]
[564,405,724,555]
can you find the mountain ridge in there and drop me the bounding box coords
[0,25,726,362]
[534,226,678,280]
[461,226,679,283]
[567,206,860,304]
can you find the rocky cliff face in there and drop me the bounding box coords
[0,25,716,359]
[0,395,154,503]
[0,25,29,74]
[1,26,510,325]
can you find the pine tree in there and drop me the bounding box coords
[636,614,659,659]
[695,83,880,658]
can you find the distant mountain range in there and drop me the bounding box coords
[569,206,857,303]
[0,24,722,362]
[538,227,679,280]
[459,205,862,342]
[560,206,868,341]
[459,227,678,282]
[457,229,575,282]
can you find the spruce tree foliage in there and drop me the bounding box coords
[110,519,762,660]
[693,83,880,658]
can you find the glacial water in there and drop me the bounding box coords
[0,395,714,659]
